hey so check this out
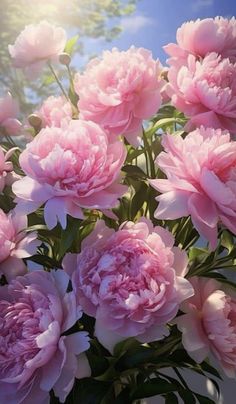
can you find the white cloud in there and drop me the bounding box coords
[121,15,153,35]
[192,0,214,12]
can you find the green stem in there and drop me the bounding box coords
[48,62,69,100]
[142,129,156,178]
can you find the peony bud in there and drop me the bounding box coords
[28,114,42,129]
[59,52,71,66]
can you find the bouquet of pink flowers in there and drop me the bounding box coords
[1,16,236,404]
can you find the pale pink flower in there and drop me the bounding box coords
[63,218,193,353]
[0,146,19,192]
[35,96,73,128]
[9,21,67,79]
[75,47,164,147]
[150,127,236,249]
[177,277,236,378]
[0,270,90,404]
[166,52,236,133]
[165,17,236,66]
[0,209,40,281]
[0,92,22,136]
[12,120,127,229]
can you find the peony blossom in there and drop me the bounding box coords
[0,270,90,404]
[149,127,236,249]
[63,218,193,353]
[166,52,236,133]
[0,146,19,192]
[75,47,164,147]
[0,208,40,281]
[165,17,236,66]
[0,92,22,136]
[177,277,236,378]
[9,21,67,79]
[12,120,127,230]
[34,96,73,128]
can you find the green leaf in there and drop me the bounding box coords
[64,35,79,55]
[70,378,111,404]
[194,393,215,404]
[126,148,144,163]
[189,247,208,261]
[221,230,235,253]
[113,337,140,357]
[146,117,186,137]
[165,392,179,404]
[122,165,147,179]
[178,389,196,404]
[131,379,178,399]
[40,74,55,88]
[58,219,80,258]
[114,387,131,404]
[131,182,148,219]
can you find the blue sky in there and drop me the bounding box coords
[81,0,236,66]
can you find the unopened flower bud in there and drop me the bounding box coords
[28,114,42,129]
[59,53,71,66]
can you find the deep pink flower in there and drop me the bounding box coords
[35,96,73,128]
[12,120,127,229]
[150,127,236,249]
[166,52,236,133]
[63,218,193,352]
[75,47,164,146]
[0,209,40,281]
[0,92,22,136]
[9,21,67,79]
[165,17,236,66]
[0,147,19,192]
[177,277,236,378]
[0,270,90,404]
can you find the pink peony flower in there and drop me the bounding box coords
[149,127,236,249]
[63,218,193,352]
[0,208,40,281]
[166,52,236,133]
[165,17,236,66]
[75,47,164,147]
[35,96,73,128]
[0,146,19,192]
[0,270,90,404]
[12,120,127,229]
[0,92,22,136]
[177,277,236,378]
[9,21,67,79]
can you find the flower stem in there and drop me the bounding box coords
[47,62,69,100]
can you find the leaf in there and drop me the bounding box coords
[189,247,208,261]
[221,230,235,253]
[194,393,215,404]
[165,392,179,404]
[131,379,178,400]
[200,361,222,380]
[203,273,236,290]
[40,74,55,88]
[70,378,111,404]
[64,35,79,55]
[58,219,80,258]
[126,148,144,163]
[146,117,186,137]
[178,389,196,404]
[113,337,140,357]
[114,387,131,404]
[122,165,147,179]
[115,346,157,371]
[131,182,148,219]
